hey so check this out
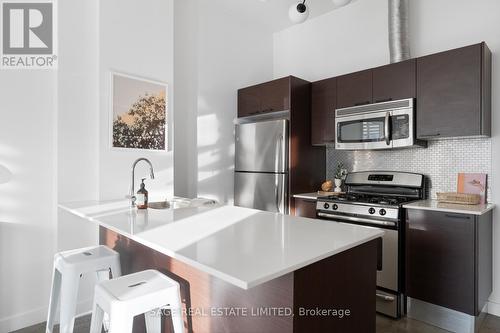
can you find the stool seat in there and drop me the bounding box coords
[46,245,121,333]
[54,245,120,272]
[90,269,184,333]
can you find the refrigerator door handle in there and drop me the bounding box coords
[275,177,284,214]
[277,133,284,172]
[275,181,280,214]
[275,174,285,214]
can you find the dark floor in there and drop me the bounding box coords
[12,314,500,333]
[376,314,500,333]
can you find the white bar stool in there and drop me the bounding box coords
[46,245,121,333]
[90,269,184,333]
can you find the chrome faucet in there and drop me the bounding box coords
[129,158,155,207]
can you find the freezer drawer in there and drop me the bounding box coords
[234,172,287,213]
[235,119,288,173]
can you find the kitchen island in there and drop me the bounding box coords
[59,200,383,333]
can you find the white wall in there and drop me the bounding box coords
[173,0,275,204]
[273,0,500,315]
[57,0,100,317]
[99,0,174,202]
[274,0,388,81]
[173,0,198,199]
[0,1,100,330]
[0,61,57,333]
[196,0,274,204]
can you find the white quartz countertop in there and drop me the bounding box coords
[403,200,495,216]
[59,200,383,289]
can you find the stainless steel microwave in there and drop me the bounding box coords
[335,98,426,150]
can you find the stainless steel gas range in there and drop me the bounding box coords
[316,171,425,318]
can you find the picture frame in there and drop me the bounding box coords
[109,71,169,152]
[457,173,487,204]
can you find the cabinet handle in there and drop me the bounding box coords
[354,101,371,106]
[445,214,471,220]
[419,133,441,138]
[377,238,383,271]
[375,98,393,103]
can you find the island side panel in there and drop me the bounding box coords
[100,227,294,333]
[100,227,379,333]
[293,239,379,333]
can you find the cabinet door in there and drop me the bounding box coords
[416,44,482,139]
[237,77,290,118]
[311,78,336,145]
[336,69,372,109]
[406,210,475,314]
[238,85,261,117]
[294,198,317,219]
[373,59,416,103]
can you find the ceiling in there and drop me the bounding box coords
[213,0,357,33]
[259,0,341,31]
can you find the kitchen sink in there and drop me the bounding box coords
[148,201,171,210]
[147,198,216,210]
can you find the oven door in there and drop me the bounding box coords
[377,228,399,291]
[335,111,393,150]
[316,212,403,317]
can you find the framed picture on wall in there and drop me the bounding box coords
[110,72,168,151]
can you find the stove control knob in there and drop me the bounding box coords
[368,208,376,215]
[332,204,338,210]
[379,209,387,216]
[323,203,330,210]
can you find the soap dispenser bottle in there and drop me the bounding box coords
[136,178,148,209]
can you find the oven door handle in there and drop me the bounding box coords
[376,293,395,302]
[317,212,397,227]
[384,111,391,146]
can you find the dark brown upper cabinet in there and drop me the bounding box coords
[311,77,337,145]
[336,69,373,109]
[237,76,326,210]
[416,42,491,139]
[372,59,416,103]
[237,77,290,118]
[406,209,492,316]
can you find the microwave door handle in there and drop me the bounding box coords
[384,112,391,146]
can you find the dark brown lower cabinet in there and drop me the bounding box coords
[293,198,317,218]
[406,209,492,315]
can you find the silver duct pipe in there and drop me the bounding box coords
[388,0,410,63]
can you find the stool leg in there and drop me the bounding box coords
[109,258,121,278]
[145,308,161,333]
[96,268,110,281]
[108,313,133,333]
[96,270,111,331]
[170,288,184,333]
[46,268,62,333]
[59,273,80,333]
[89,300,105,333]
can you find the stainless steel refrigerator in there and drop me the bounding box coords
[234,118,288,214]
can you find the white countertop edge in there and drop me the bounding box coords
[292,193,320,200]
[242,229,383,289]
[59,204,383,290]
[403,200,495,216]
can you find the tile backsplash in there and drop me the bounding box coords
[326,138,492,201]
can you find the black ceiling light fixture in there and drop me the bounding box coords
[289,0,309,24]
[288,0,353,25]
